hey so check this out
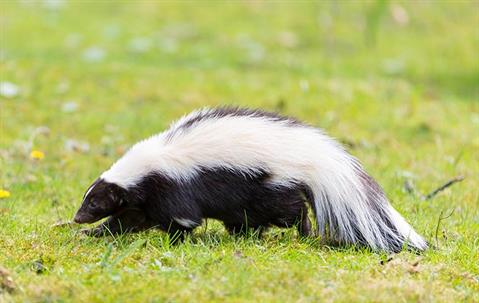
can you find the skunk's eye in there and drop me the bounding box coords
[88,200,99,209]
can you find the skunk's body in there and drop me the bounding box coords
[74,107,427,252]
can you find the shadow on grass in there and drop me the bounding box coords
[70,225,386,256]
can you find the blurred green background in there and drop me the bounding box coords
[1,1,478,139]
[1,1,478,302]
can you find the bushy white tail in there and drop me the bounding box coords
[308,154,427,252]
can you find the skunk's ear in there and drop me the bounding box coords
[108,190,116,202]
[119,197,126,206]
[109,185,128,206]
[106,184,124,204]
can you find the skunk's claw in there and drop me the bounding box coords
[80,227,106,237]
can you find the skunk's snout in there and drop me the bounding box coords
[73,209,103,224]
[73,211,94,224]
[73,213,84,224]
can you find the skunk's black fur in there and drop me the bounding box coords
[76,168,312,241]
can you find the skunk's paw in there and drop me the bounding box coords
[80,227,107,237]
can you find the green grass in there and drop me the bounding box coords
[1,1,478,302]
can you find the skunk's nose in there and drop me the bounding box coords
[73,214,83,224]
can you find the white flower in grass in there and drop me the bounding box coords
[0,82,20,98]
[82,46,106,63]
[42,0,65,10]
[64,139,90,153]
[61,101,78,113]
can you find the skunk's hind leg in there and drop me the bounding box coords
[297,207,312,237]
[267,188,312,238]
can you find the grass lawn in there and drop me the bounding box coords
[1,1,478,302]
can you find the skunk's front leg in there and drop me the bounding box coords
[166,222,195,244]
[224,223,268,237]
[82,208,152,237]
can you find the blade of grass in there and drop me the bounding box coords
[109,239,146,268]
[100,243,113,268]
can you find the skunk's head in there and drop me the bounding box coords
[74,178,127,224]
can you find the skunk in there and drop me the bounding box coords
[73,107,427,252]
